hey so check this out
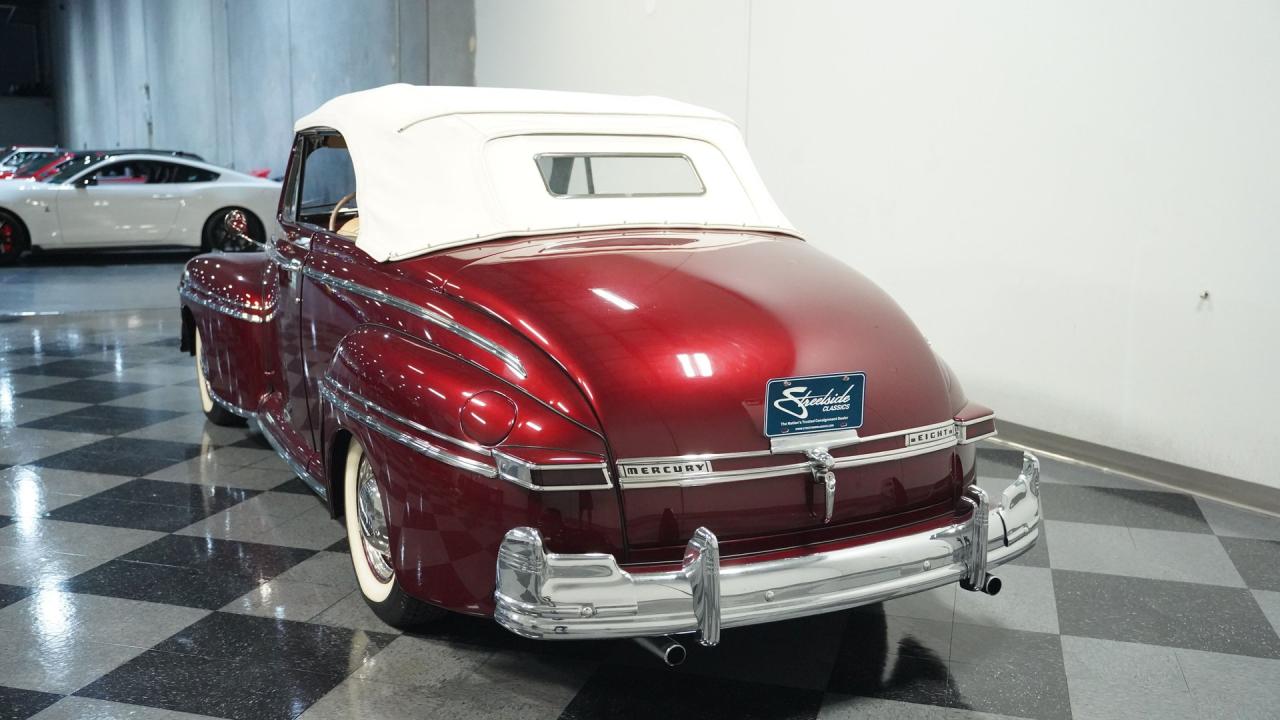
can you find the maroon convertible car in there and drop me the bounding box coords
[178,85,1041,663]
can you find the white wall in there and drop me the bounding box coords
[477,0,1280,487]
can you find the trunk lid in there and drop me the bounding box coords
[441,231,962,554]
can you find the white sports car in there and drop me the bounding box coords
[0,152,280,264]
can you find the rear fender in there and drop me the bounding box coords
[321,324,624,615]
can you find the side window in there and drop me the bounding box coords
[90,161,147,185]
[154,162,219,184]
[296,134,357,231]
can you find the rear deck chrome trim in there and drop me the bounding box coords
[302,266,528,379]
[617,419,975,488]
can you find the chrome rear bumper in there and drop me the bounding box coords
[495,452,1041,644]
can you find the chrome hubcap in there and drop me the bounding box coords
[355,458,394,582]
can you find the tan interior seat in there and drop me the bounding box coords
[336,216,360,239]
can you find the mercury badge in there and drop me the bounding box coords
[804,448,837,523]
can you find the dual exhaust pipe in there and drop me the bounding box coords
[631,576,1002,669]
[633,635,687,667]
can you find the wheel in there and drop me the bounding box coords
[202,207,263,253]
[344,438,446,628]
[0,210,28,266]
[195,331,246,426]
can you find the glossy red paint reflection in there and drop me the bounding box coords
[180,220,989,614]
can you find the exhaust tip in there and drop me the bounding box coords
[665,643,687,667]
[983,576,1002,596]
[633,636,688,667]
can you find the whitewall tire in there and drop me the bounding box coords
[342,437,446,627]
[195,332,243,426]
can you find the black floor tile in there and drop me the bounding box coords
[1219,536,1280,591]
[11,359,130,378]
[75,650,343,720]
[326,537,350,553]
[30,437,203,476]
[119,534,316,580]
[45,480,256,532]
[63,535,315,609]
[16,379,159,404]
[63,558,274,609]
[270,477,314,495]
[1053,569,1280,659]
[1041,484,1211,533]
[21,405,185,435]
[0,685,62,719]
[560,663,823,720]
[157,612,395,676]
[950,624,1071,720]
[828,606,955,705]
[0,583,34,610]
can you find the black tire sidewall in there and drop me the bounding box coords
[0,210,27,265]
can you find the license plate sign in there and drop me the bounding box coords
[764,372,865,437]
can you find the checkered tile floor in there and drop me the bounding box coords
[1,308,1278,719]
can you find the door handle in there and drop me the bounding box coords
[150,194,176,200]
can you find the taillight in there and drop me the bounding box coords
[492,449,612,491]
[955,403,997,444]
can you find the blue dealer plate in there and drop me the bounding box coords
[764,372,865,437]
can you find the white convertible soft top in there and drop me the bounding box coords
[295,84,798,262]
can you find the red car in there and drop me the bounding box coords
[179,85,1041,660]
[0,146,61,179]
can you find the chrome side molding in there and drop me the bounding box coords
[319,381,498,479]
[320,377,610,492]
[303,266,528,379]
[179,280,276,323]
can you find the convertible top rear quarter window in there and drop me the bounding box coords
[535,153,704,198]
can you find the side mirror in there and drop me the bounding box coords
[221,209,262,250]
[78,175,97,187]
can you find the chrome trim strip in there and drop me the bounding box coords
[323,377,492,456]
[302,266,527,379]
[179,282,276,323]
[620,419,961,466]
[769,428,860,454]
[492,450,614,492]
[956,413,996,427]
[320,382,498,478]
[265,242,303,271]
[618,433,961,488]
[257,411,327,500]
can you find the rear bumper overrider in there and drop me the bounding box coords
[494,452,1041,645]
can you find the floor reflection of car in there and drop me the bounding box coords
[0,152,279,265]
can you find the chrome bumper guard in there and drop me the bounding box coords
[495,452,1041,645]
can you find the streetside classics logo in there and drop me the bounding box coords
[772,385,857,420]
[764,372,866,437]
[621,460,713,479]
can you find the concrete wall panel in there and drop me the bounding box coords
[51,0,473,176]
